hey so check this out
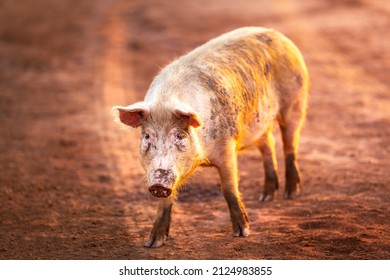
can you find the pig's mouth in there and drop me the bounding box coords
[148,184,172,198]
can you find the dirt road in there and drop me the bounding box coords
[0,0,389,259]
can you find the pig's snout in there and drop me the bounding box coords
[148,169,176,197]
[149,184,172,198]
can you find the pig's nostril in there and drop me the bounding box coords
[148,184,172,198]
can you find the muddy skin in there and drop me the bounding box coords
[153,168,176,186]
[223,191,250,237]
[284,153,301,199]
[255,33,273,45]
[264,60,272,76]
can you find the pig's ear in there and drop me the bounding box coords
[174,106,202,128]
[112,102,150,128]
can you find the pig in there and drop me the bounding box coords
[113,27,309,248]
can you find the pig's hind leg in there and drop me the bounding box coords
[257,127,279,202]
[279,101,306,199]
[144,197,173,248]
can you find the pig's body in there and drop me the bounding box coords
[114,27,309,247]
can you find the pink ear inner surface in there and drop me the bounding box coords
[174,109,202,128]
[118,108,145,128]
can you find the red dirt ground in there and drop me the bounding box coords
[0,0,389,259]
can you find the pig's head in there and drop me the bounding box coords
[113,102,204,198]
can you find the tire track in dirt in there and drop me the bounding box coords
[94,0,174,258]
[98,0,142,185]
[96,0,151,241]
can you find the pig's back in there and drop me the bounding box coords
[186,27,294,143]
[146,27,308,146]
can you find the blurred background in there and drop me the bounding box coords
[0,0,389,259]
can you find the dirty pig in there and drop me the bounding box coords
[113,27,309,248]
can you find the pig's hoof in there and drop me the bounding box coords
[284,191,300,200]
[259,192,274,202]
[233,225,250,237]
[284,185,300,200]
[144,238,165,248]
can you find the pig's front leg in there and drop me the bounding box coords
[216,142,250,237]
[144,197,173,248]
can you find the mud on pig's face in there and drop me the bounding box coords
[114,102,203,198]
[140,125,195,198]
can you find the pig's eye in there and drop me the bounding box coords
[175,131,187,140]
[144,133,150,140]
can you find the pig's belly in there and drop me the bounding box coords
[238,119,273,150]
